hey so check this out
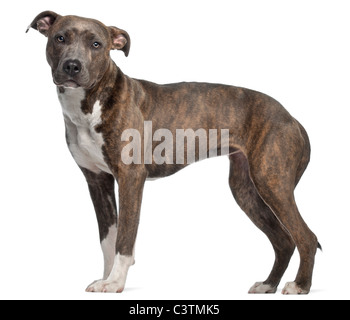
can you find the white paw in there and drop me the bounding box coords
[282,282,309,295]
[86,279,125,293]
[248,282,277,294]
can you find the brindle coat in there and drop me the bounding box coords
[28,11,320,294]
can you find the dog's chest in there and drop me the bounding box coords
[58,88,112,174]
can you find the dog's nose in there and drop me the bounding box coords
[63,60,82,76]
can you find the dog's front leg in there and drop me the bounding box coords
[86,166,146,293]
[80,168,118,280]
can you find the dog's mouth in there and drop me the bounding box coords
[55,79,81,89]
[53,78,97,90]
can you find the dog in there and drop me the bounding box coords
[27,11,320,294]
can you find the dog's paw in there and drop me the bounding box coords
[281,282,309,295]
[86,279,125,293]
[248,282,277,294]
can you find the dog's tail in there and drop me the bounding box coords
[317,242,323,252]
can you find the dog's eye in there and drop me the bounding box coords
[56,36,65,43]
[92,42,101,49]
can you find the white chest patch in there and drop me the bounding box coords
[58,87,112,174]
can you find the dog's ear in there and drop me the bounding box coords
[26,11,61,36]
[109,27,130,57]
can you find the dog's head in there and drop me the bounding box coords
[27,11,130,89]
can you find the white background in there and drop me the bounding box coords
[0,0,349,300]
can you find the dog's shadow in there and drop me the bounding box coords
[123,287,143,293]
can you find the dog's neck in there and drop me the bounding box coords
[93,59,119,93]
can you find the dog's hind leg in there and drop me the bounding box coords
[229,151,296,294]
[247,121,318,294]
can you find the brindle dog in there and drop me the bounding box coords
[28,11,320,294]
